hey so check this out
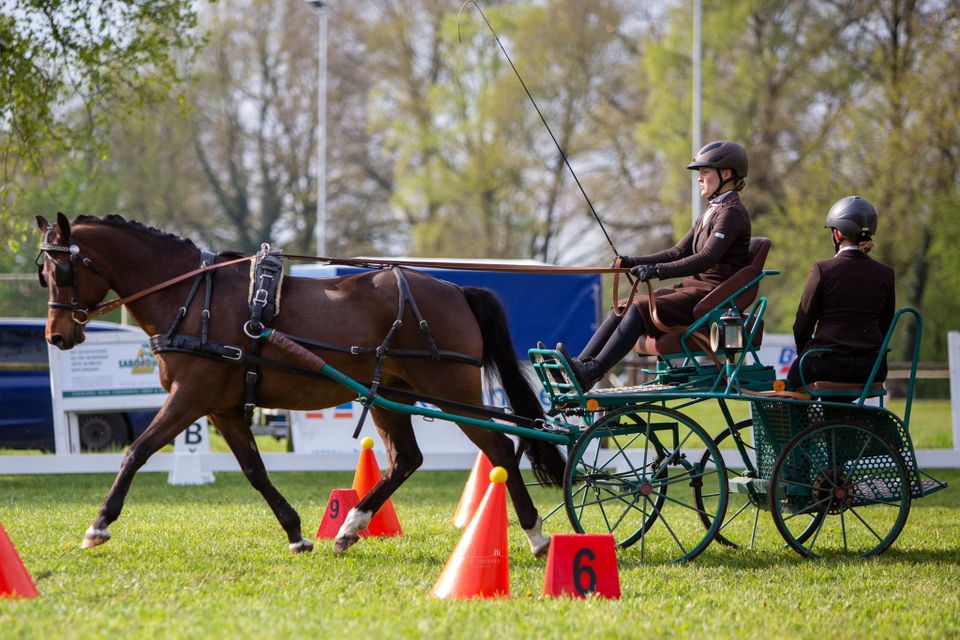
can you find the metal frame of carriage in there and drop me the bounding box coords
[297,264,945,563]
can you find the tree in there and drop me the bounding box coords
[0,0,200,261]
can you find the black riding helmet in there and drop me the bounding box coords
[687,141,748,199]
[825,195,878,239]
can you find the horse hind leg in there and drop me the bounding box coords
[83,394,206,549]
[212,411,313,554]
[334,407,423,553]
[458,425,551,557]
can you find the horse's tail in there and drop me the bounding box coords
[462,286,566,487]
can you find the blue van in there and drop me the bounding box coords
[0,318,156,451]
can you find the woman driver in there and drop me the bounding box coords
[787,196,894,390]
[559,140,752,391]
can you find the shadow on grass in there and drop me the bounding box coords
[613,545,960,571]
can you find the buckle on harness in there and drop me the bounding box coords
[253,288,269,305]
[222,345,244,361]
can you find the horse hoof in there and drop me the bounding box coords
[333,533,359,554]
[289,539,314,554]
[532,538,551,559]
[81,527,111,550]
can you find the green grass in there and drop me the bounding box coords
[1,469,958,639]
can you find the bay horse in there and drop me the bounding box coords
[36,212,565,556]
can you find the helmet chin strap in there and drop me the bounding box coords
[710,168,735,200]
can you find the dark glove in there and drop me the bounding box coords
[630,263,660,281]
[611,256,640,269]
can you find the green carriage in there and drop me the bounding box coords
[528,260,946,563]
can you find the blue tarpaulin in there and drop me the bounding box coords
[291,263,601,359]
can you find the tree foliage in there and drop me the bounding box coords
[5,0,960,364]
[1,0,199,259]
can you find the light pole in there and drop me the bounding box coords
[306,0,328,256]
[691,0,702,224]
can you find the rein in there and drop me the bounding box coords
[276,253,626,275]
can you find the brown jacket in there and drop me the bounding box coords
[628,191,752,333]
[793,249,895,356]
[636,191,752,284]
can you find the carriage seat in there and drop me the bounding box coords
[636,236,772,356]
[803,380,886,397]
[636,321,764,355]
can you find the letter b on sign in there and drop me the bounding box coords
[184,422,204,446]
[543,534,621,599]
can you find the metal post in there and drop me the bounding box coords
[306,1,328,257]
[691,0,702,225]
[949,331,960,456]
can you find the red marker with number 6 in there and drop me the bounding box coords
[542,533,621,599]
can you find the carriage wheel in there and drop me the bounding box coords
[563,405,728,563]
[694,419,823,549]
[769,422,911,559]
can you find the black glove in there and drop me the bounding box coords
[630,263,660,281]
[611,256,640,269]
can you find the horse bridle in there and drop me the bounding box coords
[36,241,113,325]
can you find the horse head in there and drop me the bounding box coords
[36,212,113,349]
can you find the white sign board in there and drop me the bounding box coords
[755,332,797,380]
[47,330,167,454]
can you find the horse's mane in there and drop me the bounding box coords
[74,214,199,252]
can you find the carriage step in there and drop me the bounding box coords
[728,476,765,494]
[918,477,948,498]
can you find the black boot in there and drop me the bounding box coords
[556,343,604,391]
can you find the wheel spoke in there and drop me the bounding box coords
[805,499,831,552]
[646,496,687,556]
[793,442,839,490]
[845,504,885,543]
[840,503,848,553]
[719,500,753,532]
[651,488,716,518]
[782,493,833,522]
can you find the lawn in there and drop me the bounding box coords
[1,467,957,639]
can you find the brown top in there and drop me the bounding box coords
[636,192,752,283]
[793,249,895,356]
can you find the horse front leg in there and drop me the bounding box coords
[82,393,205,549]
[211,411,312,554]
[334,408,423,553]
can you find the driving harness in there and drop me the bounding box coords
[147,243,483,436]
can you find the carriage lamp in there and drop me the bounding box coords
[710,307,744,358]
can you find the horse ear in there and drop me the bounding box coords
[36,215,49,231]
[56,212,71,239]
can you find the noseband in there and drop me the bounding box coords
[37,241,111,325]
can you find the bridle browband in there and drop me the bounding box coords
[37,241,114,325]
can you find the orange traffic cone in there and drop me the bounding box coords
[453,451,493,529]
[432,466,510,600]
[352,437,403,537]
[0,524,39,599]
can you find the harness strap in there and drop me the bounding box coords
[394,267,440,358]
[350,267,442,438]
[148,332,546,430]
[200,251,215,344]
[288,333,482,366]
